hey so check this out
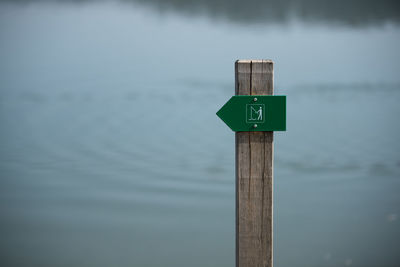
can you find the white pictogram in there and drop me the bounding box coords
[249,106,263,120]
[246,104,265,123]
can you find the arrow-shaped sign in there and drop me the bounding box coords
[216,95,286,132]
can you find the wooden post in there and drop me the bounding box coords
[235,60,273,267]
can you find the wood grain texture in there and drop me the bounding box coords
[235,60,273,267]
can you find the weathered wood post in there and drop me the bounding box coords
[217,59,285,267]
[235,60,273,267]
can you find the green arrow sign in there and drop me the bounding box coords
[216,95,286,132]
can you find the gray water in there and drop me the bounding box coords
[0,1,400,266]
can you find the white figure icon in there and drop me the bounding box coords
[250,106,262,120]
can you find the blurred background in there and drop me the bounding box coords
[0,0,400,266]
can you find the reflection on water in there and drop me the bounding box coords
[0,1,400,267]
[2,0,400,26]
[127,0,400,26]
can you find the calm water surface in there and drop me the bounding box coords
[0,1,400,266]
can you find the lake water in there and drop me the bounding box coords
[0,1,400,266]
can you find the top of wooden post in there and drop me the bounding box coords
[235,60,273,95]
[236,59,273,63]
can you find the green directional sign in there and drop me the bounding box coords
[216,95,286,132]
